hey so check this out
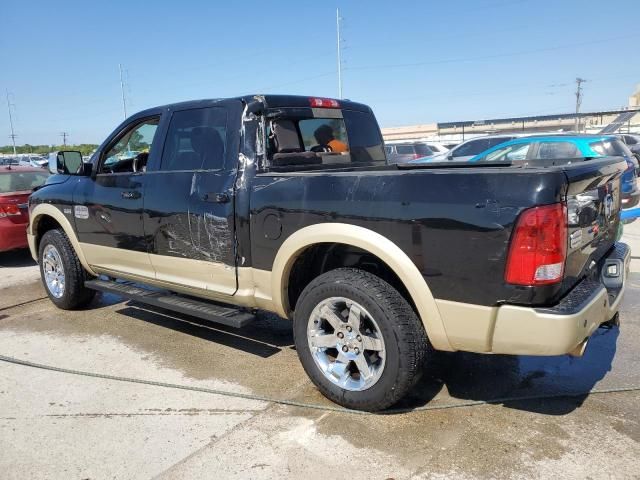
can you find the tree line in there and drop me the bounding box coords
[0,144,99,156]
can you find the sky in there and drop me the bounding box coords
[1,0,639,145]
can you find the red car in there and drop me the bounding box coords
[0,166,49,252]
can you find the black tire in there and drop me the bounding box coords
[38,228,96,309]
[293,267,430,411]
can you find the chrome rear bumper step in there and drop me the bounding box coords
[85,279,255,328]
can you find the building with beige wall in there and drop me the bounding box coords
[381,108,640,143]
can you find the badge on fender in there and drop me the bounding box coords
[74,205,89,220]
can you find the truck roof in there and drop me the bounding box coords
[134,95,373,118]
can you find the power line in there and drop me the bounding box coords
[60,131,69,146]
[5,90,17,156]
[346,33,640,72]
[574,77,587,132]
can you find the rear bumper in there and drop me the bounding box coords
[490,243,630,356]
[0,220,29,252]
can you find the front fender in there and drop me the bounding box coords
[29,203,97,276]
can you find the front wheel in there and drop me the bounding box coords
[293,268,430,411]
[38,228,95,309]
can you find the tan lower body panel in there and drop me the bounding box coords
[80,243,155,280]
[79,243,276,312]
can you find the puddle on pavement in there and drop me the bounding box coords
[0,292,302,395]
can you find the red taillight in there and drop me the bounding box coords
[309,97,340,108]
[505,203,567,286]
[0,204,21,217]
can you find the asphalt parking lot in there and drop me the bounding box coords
[1,225,639,479]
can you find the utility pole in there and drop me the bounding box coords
[119,63,128,120]
[5,90,17,155]
[574,77,586,132]
[336,8,343,99]
[60,132,69,146]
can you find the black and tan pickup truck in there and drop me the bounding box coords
[28,95,630,411]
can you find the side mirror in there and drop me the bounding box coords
[447,154,454,160]
[49,150,90,176]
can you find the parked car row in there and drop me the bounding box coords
[0,155,48,168]
[397,133,639,209]
[384,141,449,163]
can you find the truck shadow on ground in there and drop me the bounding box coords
[114,302,293,359]
[398,326,619,415]
[0,249,36,268]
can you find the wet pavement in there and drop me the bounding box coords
[0,223,639,479]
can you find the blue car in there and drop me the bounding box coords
[469,135,640,208]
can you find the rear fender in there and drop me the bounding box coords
[270,223,453,351]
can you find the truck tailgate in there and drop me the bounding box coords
[561,157,627,295]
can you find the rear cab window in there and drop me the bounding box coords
[265,105,386,170]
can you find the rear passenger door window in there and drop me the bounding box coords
[396,145,414,154]
[160,108,227,171]
[535,142,581,160]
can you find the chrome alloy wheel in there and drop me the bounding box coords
[42,244,65,298]
[307,297,386,391]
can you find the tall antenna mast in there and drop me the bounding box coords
[119,63,128,120]
[574,77,587,132]
[5,90,17,155]
[336,8,343,99]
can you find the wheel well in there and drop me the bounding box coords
[287,243,415,314]
[33,215,62,253]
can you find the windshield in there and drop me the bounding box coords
[453,137,513,157]
[0,171,49,193]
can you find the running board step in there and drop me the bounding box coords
[85,279,255,328]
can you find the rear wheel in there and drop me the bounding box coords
[293,268,430,411]
[38,229,95,309]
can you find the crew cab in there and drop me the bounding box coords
[28,95,630,411]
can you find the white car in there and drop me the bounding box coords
[423,142,450,155]
[421,135,520,162]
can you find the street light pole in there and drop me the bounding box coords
[574,77,586,132]
[5,90,17,155]
[119,63,128,120]
[336,8,343,99]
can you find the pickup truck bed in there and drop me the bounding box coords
[27,95,630,411]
